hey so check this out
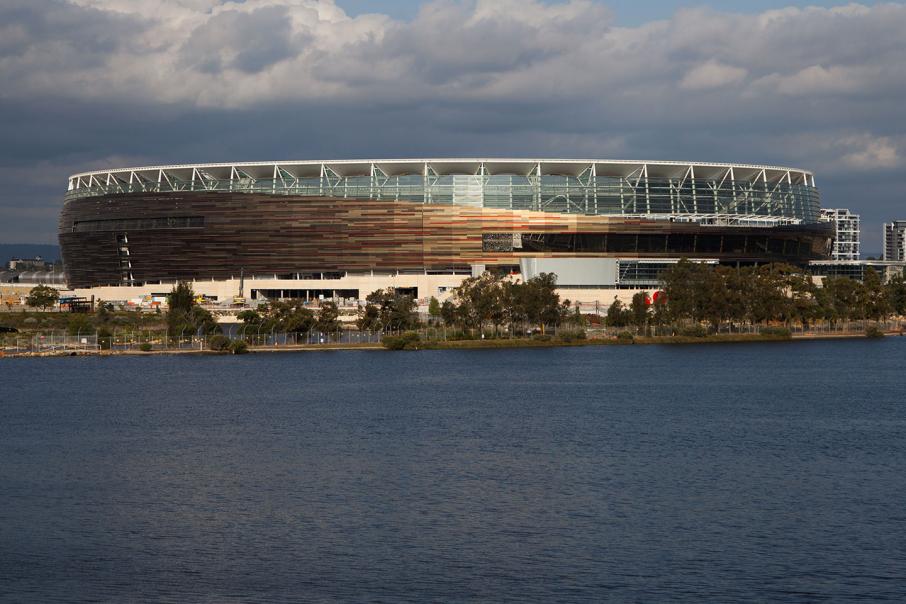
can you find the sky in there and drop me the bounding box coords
[0,0,904,252]
[338,0,860,23]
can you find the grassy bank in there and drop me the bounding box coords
[7,330,901,359]
[414,332,795,350]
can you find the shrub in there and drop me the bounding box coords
[531,333,553,342]
[616,331,634,342]
[759,326,792,338]
[865,324,885,339]
[139,342,153,352]
[445,330,470,341]
[229,340,249,354]
[558,329,587,343]
[98,327,112,350]
[679,324,709,338]
[208,334,232,352]
[382,331,421,350]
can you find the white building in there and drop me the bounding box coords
[883,220,906,261]
[821,208,860,261]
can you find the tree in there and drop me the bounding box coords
[863,267,891,321]
[785,270,819,327]
[694,265,732,328]
[25,285,59,310]
[95,300,114,323]
[167,282,220,336]
[364,288,420,330]
[263,300,315,333]
[887,274,906,316]
[630,291,649,331]
[453,272,508,333]
[605,298,630,328]
[440,300,457,326]
[659,258,700,322]
[812,280,837,324]
[823,277,867,321]
[356,302,381,331]
[721,266,751,324]
[316,300,341,333]
[427,297,441,324]
[168,282,195,314]
[237,309,262,325]
[388,293,419,330]
[660,260,827,328]
[571,301,586,327]
[512,272,562,333]
[651,292,669,327]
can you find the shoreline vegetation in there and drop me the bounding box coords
[3,259,905,358]
[1,328,900,358]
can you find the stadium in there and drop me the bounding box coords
[60,159,832,305]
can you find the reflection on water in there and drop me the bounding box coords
[2,340,906,602]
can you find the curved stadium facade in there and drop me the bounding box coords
[60,159,832,301]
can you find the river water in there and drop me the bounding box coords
[2,339,905,602]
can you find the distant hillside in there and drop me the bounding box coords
[0,244,61,263]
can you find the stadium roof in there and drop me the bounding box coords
[69,159,816,190]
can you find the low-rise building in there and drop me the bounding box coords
[6,256,54,271]
[809,259,905,283]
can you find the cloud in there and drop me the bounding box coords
[180,5,305,74]
[680,60,747,90]
[0,1,905,246]
[840,135,900,170]
[2,0,904,114]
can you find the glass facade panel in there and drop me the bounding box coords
[66,166,822,224]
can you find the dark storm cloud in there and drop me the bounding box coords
[0,0,904,250]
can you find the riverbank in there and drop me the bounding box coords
[390,330,893,350]
[3,329,901,358]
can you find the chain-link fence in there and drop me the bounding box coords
[587,319,906,338]
[3,333,99,354]
[3,320,904,356]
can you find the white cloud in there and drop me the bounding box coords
[680,60,747,91]
[1,0,904,118]
[3,1,906,244]
[840,135,900,170]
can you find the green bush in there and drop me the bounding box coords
[616,331,635,342]
[139,342,153,352]
[865,324,885,339]
[531,333,553,342]
[679,324,709,338]
[759,326,792,338]
[558,329,587,343]
[229,340,249,354]
[208,334,232,352]
[382,331,421,350]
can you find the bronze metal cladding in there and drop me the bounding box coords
[59,192,833,288]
